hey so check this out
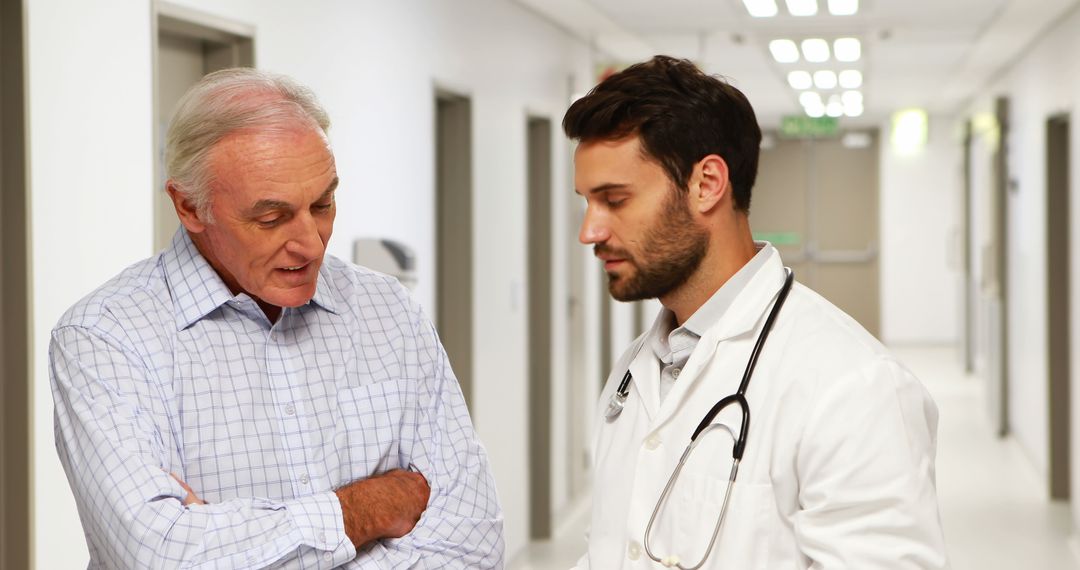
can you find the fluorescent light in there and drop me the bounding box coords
[786,0,818,16]
[743,0,779,17]
[839,69,863,88]
[834,38,861,62]
[806,104,825,118]
[799,91,822,107]
[813,70,837,89]
[891,109,929,154]
[844,103,864,117]
[842,132,872,148]
[841,90,863,106]
[770,39,801,63]
[801,39,830,63]
[828,0,858,15]
[788,70,813,90]
[826,101,844,117]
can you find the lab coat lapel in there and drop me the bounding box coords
[626,308,671,423]
[652,250,788,429]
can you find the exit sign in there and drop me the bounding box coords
[780,116,839,138]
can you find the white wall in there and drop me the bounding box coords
[26,1,156,567]
[27,1,595,566]
[958,2,1080,525]
[879,118,964,345]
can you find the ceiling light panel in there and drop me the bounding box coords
[827,0,858,15]
[770,39,801,63]
[788,71,813,90]
[839,69,863,88]
[801,39,830,63]
[743,0,779,17]
[834,38,861,62]
[785,0,818,16]
[799,91,823,107]
[806,104,825,118]
[813,70,838,89]
[841,90,863,106]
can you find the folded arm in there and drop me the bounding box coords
[51,325,356,569]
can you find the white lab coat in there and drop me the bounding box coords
[574,247,948,569]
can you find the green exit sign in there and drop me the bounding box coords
[780,116,839,138]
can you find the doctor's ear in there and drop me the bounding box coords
[690,154,730,214]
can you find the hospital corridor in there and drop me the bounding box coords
[3,0,1080,568]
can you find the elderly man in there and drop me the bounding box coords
[50,69,503,568]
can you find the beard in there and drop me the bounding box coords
[596,189,709,302]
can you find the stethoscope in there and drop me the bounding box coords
[604,267,794,569]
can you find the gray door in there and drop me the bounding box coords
[1047,114,1070,499]
[434,91,474,410]
[751,132,880,337]
[0,0,30,566]
[154,7,254,252]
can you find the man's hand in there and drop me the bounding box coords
[169,472,208,506]
[335,469,431,548]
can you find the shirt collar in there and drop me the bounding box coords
[161,228,339,331]
[647,241,773,360]
[682,241,771,337]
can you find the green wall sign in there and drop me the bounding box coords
[780,116,839,138]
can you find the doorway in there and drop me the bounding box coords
[751,131,881,337]
[0,0,30,567]
[526,116,553,539]
[434,91,474,410]
[154,2,254,252]
[1046,114,1070,499]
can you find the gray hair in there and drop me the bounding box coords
[164,68,331,220]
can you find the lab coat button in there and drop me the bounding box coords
[628,541,641,560]
[672,367,681,379]
[645,435,661,450]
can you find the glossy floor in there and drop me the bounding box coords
[510,345,1080,570]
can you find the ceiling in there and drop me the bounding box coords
[513,0,1080,127]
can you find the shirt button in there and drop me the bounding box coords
[318,532,326,543]
[628,541,641,560]
[284,404,296,416]
[672,367,681,379]
[323,551,333,562]
[300,473,310,485]
[645,435,661,450]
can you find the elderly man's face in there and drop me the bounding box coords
[189,125,337,314]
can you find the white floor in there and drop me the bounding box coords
[510,346,1080,570]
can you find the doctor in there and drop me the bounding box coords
[564,56,948,569]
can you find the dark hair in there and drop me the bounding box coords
[562,55,761,211]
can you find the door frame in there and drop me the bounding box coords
[0,0,31,566]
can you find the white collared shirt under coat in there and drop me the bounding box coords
[574,246,949,569]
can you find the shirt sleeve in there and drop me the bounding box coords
[50,324,357,569]
[791,356,949,569]
[362,296,505,568]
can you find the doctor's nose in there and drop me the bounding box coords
[579,208,611,245]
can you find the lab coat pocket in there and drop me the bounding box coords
[673,474,776,568]
[334,379,410,480]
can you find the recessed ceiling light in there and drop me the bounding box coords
[788,70,813,90]
[743,0,779,17]
[844,102,864,117]
[801,39,830,63]
[799,91,823,107]
[834,38,861,62]
[839,69,863,88]
[770,39,801,63]
[841,90,863,106]
[827,0,858,16]
[813,70,838,89]
[826,101,844,117]
[806,104,826,118]
[785,0,818,17]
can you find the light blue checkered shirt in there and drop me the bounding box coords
[50,229,504,569]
